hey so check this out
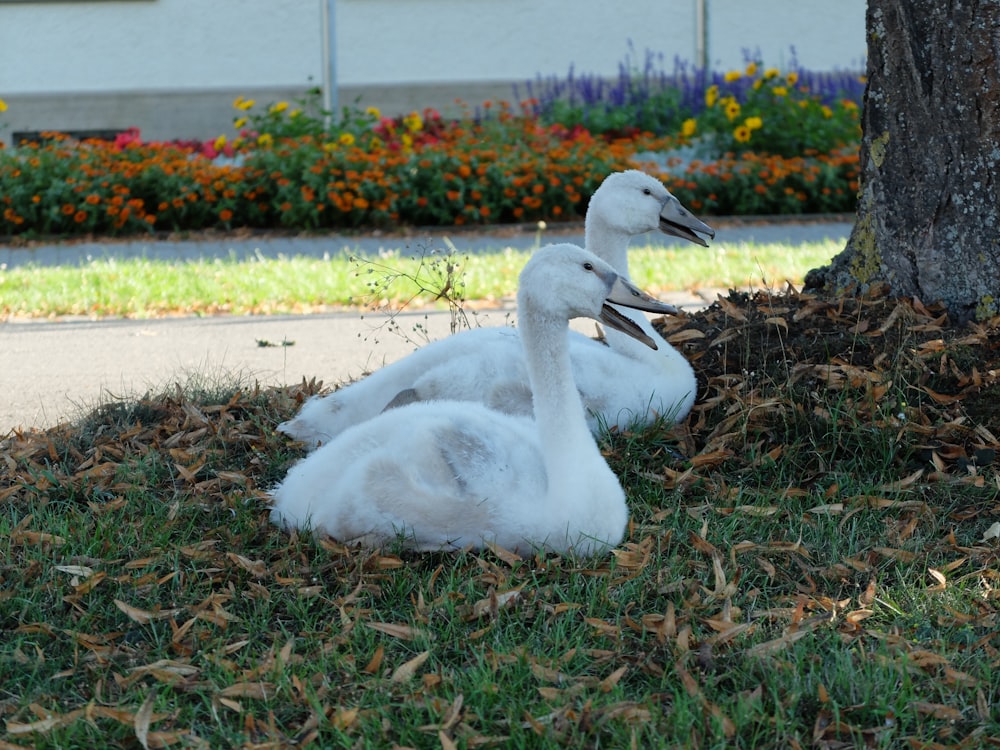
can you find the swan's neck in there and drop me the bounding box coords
[584,215,632,280]
[520,306,596,462]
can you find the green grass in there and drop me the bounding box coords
[0,240,841,318]
[3,283,999,748]
[3,250,997,748]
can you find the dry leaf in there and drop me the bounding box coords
[744,629,809,657]
[390,650,431,683]
[219,682,274,699]
[599,666,628,692]
[115,600,184,625]
[908,701,963,721]
[134,690,156,750]
[367,621,431,641]
[981,521,1000,542]
[363,645,385,674]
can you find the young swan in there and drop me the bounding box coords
[278,169,714,448]
[269,243,679,556]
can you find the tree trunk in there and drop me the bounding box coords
[804,0,1000,323]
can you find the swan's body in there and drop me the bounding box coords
[270,244,678,555]
[278,170,714,447]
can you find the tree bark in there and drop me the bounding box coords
[804,0,1000,323]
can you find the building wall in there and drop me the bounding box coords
[0,0,865,144]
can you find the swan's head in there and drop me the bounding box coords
[520,243,679,349]
[589,169,715,247]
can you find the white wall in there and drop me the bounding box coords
[0,0,322,93]
[334,0,697,85]
[707,1,867,72]
[0,0,864,95]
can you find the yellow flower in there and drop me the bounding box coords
[724,100,741,121]
[821,105,833,118]
[237,98,256,111]
[773,86,788,97]
[322,141,338,153]
[752,79,763,90]
[705,85,719,108]
[733,125,751,143]
[234,117,248,129]
[257,133,273,147]
[681,118,697,137]
[365,106,382,120]
[786,71,799,86]
[289,109,302,119]
[763,68,779,80]
[339,132,355,146]
[270,101,289,114]
[0,98,7,113]
[232,95,245,109]
[841,99,859,111]
[745,62,758,77]
[401,132,413,150]
[213,134,227,151]
[724,70,742,82]
[403,111,423,132]
[744,116,763,131]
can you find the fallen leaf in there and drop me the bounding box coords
[367,621,431,641]
[390,650,431,683]
[134,690,156,750]
[219,682,274,699]
[115,600,185,625]
[909,701,963,721]
[981,521,1000,542]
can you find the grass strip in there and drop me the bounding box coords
[0,239,840,318]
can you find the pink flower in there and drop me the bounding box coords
[113,127,143,150]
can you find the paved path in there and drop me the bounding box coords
[1,220,851,432]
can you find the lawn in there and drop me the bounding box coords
[2,283,998,749]
[0,238,842,319]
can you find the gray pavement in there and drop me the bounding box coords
[1,220,851,432]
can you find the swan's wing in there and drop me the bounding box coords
[271,403,548,552]
[567,331,696,432]
[277,326,522,447]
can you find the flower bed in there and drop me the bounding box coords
[0,59,862,240]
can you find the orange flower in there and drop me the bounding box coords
[219,209,234,221]
[61,204,75,215]
[457,164,472,179]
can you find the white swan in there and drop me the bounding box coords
[270,243,680,555]
[278,170,714,447]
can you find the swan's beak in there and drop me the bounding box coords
[599,304,659,350]
[599,276,681,350]
[659,195,715,247]
[605,276,680,316]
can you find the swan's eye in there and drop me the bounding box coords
[642,188,652,195]
[583,262,594,271]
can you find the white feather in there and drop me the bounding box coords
[279,169,713,447]
[270,244,675,555]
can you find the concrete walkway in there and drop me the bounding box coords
[1,220,851,432]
